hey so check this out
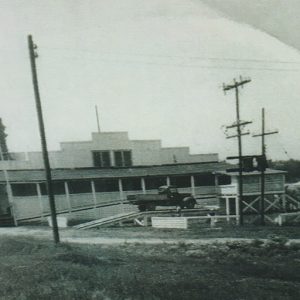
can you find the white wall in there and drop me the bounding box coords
[0,131,218,170]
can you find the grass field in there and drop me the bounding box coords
[1,232,300,299]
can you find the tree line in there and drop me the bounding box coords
[268,159,300,183]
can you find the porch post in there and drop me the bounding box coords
[36,183,44,221]
[235,196,240,223]
[118,179,124,212]
[166,176,170,186]
[2,169,17,226]
[91,180,97,207]
[141,177,146,194]
[64,182,72,213]
[191,175,195,196]
[6,178,17,226]
[225,197,230,222]
[91,180,98,218]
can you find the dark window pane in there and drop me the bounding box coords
[68,181,91,194]
[94,179,119,192]
[102,152,111,167]
[40,182,65,195]
[170,176,191,188]
[12,183,37,196]
[53,182,65,195]
[0,184,6,195]
[218,175,231,185]
[194,174,215,186]
[123,151,132,166]
[145,177,167,190]
[114,151,122,167]
[40,183,48,195]
[122,178,141,191]
[93,152,100,167]
[92,151,111,167]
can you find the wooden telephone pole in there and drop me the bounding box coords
[223,76,251,225]
[253,108,278,225]
[28,35,60,244]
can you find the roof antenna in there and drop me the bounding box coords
[95,105,101,133]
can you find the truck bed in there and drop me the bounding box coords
[127,194,168,204]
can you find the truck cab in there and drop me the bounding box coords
[158,185,178,195]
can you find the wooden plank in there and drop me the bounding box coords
[74,211,141,229]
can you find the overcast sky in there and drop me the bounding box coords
[0,0,300,161]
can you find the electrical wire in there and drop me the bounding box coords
[41,52,300,73]
[43,47,300,65]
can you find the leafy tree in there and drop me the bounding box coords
[0,118,10,160]
[268,159,300,183]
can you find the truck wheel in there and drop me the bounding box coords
[183,197,196,209]
[186,201,195,209]
[138,205,146,212]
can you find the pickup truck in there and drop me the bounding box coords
[127,185,196,211]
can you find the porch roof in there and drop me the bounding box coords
[0,161,231,183]
[215,168,286,177]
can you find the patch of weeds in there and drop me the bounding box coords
[226,240,249,251]
[185,249,206,258]
[267,234,289,246]
[0,237,51,256]
[289,242,300,251]
[177,241,188,249]
[250,239,264,248]
[55,250,124,267]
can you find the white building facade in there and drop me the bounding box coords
[1,132,218,170]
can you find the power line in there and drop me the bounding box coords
[43,47,300,65]
[41,53,300,72]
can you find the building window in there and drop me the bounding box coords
[217,175,232,185]
[145,177,167,190]
[114,150,132,167]
[94,179,119,192]
[39,182,65,195]
[170,176,191,188]
[194,174,215,186]
[0,184,6,195]
[92,151,111,167]
[68,180,92,194]
[11,183,37,197]
[122,178,142,191]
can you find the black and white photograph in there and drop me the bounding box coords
[0,1,300,299]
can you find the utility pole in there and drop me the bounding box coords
[28,35,60,244]
[253,108,278,225]
[95,105,101,133]
[223,76,251,226]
